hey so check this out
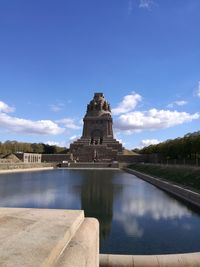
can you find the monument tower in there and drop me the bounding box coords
[70,93,123,161]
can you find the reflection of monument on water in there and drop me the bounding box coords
[80,170,122,241]
[70,93,123,162]
[69,93,124,243]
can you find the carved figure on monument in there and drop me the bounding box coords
[103,101,108,111]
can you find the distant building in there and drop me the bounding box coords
[14,152,71,163]
[15,153,42,163]
[70,93,123,162]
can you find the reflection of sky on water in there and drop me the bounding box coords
[0,170,80,209]
[120,188,191,220]
[0,189,56,207]
[109,174,200,255]
[0,169,200,255]
[113,176,192,238]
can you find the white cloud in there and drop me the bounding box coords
[46,141,60,146]
[0,101,15,113]
[128,0,133,15]
[139,0,154,9]
[115,182,191,237]
[175,100,187,106]
[45,141,67,147]
[0,112,64,135]
[114,133,126,146]
[79,119,84,125]
[120,188,191,221]
[65,135,80,148]
[196,81,200,97]
[69,135,79,141]
[115,108,199,132]
[50,103,65,112]
[140,139,160,148]
[0,100,64,135]
[167,100,187,108]
[56,118,81,130]
[0,187,77,208]
[115,214,144,237]
[112,92,142,115]
[166,104,173,108]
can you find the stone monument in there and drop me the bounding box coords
[70,93,123,162]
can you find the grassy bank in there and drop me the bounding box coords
[128,163,200,190]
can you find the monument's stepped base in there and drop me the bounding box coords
[0,208,99,267]
[70,137,123,162]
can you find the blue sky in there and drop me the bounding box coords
[0,0,200,149]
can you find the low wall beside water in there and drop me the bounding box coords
[100,253,200,267]
[0,162,55,171]
[125,168,200,208]
[59,162,119,168]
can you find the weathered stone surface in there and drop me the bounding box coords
[55,218,99,267]
[1,207,200,267]
[0,208,99,267]
[100,253,200,267]
[70,93,123,162]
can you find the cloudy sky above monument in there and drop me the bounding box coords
[0,0,199,149]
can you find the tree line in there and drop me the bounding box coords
[0,140,68,155]
[135,131,200,163]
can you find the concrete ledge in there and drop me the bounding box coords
[55,218,99,267]
[125,168,200,208]
[0,208,99,267]
[100,253,200,267]
[0,166,54,174]
[60,162,119,168]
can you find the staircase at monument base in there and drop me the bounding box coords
[70,139,123,162]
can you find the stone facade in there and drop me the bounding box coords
[41,154,70,163]
[14,153,71,163]
[70,93,123,162]
[15,152,42,163]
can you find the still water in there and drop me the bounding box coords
[0,169,200,255]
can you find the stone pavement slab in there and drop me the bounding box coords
[0,208,84,267]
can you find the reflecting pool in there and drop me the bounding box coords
[0,169,200,255]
